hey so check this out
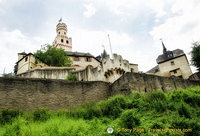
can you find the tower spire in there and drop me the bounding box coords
[160,39,167,54]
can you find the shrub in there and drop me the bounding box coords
[171,119,200,136]
[33,109,51,121]
[177,103,191,118]
[81,102,102,119]
[99,95,128,118]
[0,109,22,125]
[183,93,200,107]
[66,73,77,81]
[120,109,140,129]
[152,100,168,112]
[151,122,164,129]
[144,91,168,112]
[145,91,167,102]
[128,92,144,109]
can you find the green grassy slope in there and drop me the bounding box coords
[0,86,200,136]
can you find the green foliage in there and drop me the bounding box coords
[99,95,128,118]
[33,109,51,121]
[34,45,72,67]
[0,86,200,135]
[171,119,200,136]
[144,91,168,112]
[145,90,167,102]
[120,109,140,129]
[191,41,200,71]
[0,109,22,125]
[177,103,191,118]
[66,72,77,81]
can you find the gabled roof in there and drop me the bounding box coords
[156,49,185,64]
[146,65,159,73]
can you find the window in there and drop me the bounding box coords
[171,61,175,65]
[59,32,60,34]
[66,40,69,44]
[74,57,79,61]
[86,57,91,62]
[25,57,28,62]
[173,70,177,74]
[155,69,159,72]
[64,32,66,35]
[61,39,63,43]
[131,68,134,72]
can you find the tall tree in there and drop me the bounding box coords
[191,41,200,72]
[34,45,72,67]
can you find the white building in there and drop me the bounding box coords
[15,19,139,82]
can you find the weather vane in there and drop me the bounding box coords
[59,17,62,23]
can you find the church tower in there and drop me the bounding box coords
[53,18,72,51]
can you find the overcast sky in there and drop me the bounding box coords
[0,0,200,74]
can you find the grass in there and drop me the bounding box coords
[0,86,200,136]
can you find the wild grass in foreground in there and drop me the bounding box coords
[0,86,200,136]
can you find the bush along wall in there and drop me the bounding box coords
[0,86,200,136]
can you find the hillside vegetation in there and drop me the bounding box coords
[0,86,200,136]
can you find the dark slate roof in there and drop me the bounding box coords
[66,51,101,62]
[18,52,26,55]
[146,65,159,73]
[66,51,94,57]
[156,49,185,64]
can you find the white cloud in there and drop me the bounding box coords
[150,0,200,72]
[83,3,96,18]
[70,26,155,72]
[0,29,46,73]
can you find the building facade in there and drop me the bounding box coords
[147,41,192,79]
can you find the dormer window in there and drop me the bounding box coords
[171,61,175,65]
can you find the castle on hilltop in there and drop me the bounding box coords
[15,19,193,82]
[15,19,138,82]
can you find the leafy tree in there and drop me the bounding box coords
[34,45,72,67]
[191,42,200,71]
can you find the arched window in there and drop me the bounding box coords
[66,40,69,44]
[61,39,63,43]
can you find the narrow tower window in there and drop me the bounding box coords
[66,40,69,44]
[61,39,63,43]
